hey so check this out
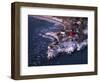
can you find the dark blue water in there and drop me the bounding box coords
[28,15,88,66]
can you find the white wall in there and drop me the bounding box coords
[0,0,100,82]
